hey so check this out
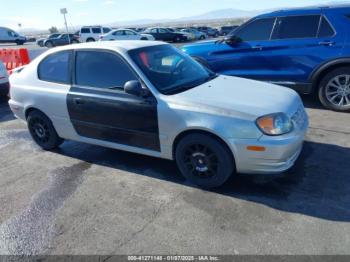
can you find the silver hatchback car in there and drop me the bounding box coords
[9,41,308,188]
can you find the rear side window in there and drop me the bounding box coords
[75,51,137,89]
[81,28,90,34]
[236,18,275,41]
[272,15,320,39]
[318,17,335,37]
[38,51,71,84]
[91,27,101,34]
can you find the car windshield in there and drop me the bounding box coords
[128,45,217,95]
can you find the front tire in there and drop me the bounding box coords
[175,134,235,188]
[27,111,63,150]
[86,38,95,42]
[318,67,350,111]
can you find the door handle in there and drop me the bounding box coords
[319,41,335,46]
[73,98,85,105]
[252,45,263,51]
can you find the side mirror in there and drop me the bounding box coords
[124,80,143,96]
[225,35,242,45]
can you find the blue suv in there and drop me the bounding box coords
[182,6,350,111]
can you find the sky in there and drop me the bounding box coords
[0,0,348,30]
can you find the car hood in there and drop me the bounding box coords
[164,75,301,120]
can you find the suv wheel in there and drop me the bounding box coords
[15,40,24,45]
[45,41,53,48]
[27,111,64,150]
[319,67,350,111]
[86,38,95,42]
[199,35,205,40]
[175,134,235,188]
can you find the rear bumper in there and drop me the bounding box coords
[0,82,9,96]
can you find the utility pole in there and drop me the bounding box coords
[60,8,70,44]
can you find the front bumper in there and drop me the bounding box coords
[0,82,9,96]
[228,128,307,175]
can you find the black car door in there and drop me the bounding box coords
[67,49,160,151]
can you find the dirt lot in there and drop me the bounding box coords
[0,94,350,255]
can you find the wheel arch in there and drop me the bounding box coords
[310,58,350,92]
[171,129,236,167]
[25,107,47,120]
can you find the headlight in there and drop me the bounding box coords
[256,113,293,136]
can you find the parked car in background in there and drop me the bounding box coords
[143,27,188,42]
[0,62,9,97]
[100,29,155,41]
[181,28,207,40]
[219,25,239,36]
[197,26,220,37]
[37,33,61,47]
[8,41,308,188]
[166,28,195,41]
[44,34,79,48]
[79,26,112,42]
[183,6,350,111]
[0,27,26,45]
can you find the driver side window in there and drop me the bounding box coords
[235,18,275,42]
[75,51,137,89]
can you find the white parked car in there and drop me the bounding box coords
[99,29,155,41]
[0,27,26,45]
[79,26,112,42]
[8,41,308,188]
[0,61,9,96]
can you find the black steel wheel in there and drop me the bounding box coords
[27,110,63,150]
[175,133,235,188]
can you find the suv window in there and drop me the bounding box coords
[235,18,275,41]
[38,51,71,84]
[91,27,101,34]
[81,28,90,34]
[272,15,320,39]
[75,51,137,89]
[103,27,111,33]
[318,16,335,37]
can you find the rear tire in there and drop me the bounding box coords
[175,134,234,188]
[45,41,53,48]
[86,38,95,42]
[318,67,350,111]
[15,40,24,45]
[27,111,63,150]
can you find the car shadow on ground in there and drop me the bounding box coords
[54,139,350,223]
[0,97,15,123]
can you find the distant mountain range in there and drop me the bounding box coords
[109,1,350,27]
[109,8,259,27]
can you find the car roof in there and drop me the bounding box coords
[46,41,167,53]
[258,4,350,18]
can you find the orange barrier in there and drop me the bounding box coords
[0,48,30,73]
